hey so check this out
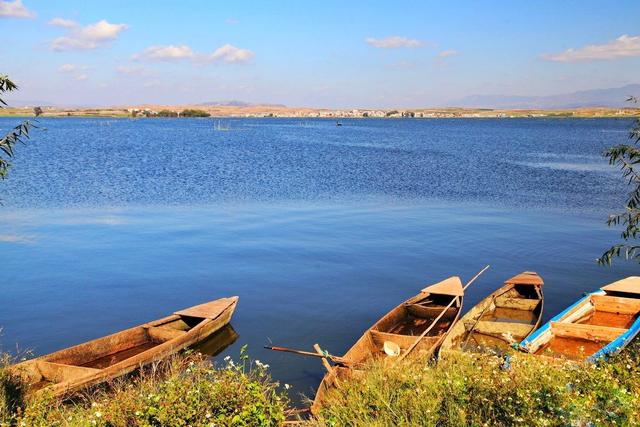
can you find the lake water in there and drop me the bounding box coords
[0,117,637,402]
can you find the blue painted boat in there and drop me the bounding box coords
[519,277,640,361]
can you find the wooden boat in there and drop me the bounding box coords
[439,271,543,355]
[311,276,464,415]
[519,276,640,361]
[11,296,239,398]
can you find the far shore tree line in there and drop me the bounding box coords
[131,108,211,118]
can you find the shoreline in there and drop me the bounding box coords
[1,106,639,119]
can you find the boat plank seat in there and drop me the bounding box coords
[551,321,627,342]
[504,271,544,286]
[494,297,540,311]
[369,330,439,351]
[405,304,457,319]
[465,320,533,341]
[174,298,237,319]
[591,295,640,315]
[145,326,187,342]
[36,361,101,383]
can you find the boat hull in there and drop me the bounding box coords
[520,279,640,361]
[12,297,239,398]
[310,276,464,415]
[439,271,544,356]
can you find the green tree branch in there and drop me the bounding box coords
[0,75,39,181]
[599,96,640,265]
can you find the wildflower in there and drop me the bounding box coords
[95,411,102,418]
[206,412,212,419]
[285,383,291,390]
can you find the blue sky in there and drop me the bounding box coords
[1,0,639,108]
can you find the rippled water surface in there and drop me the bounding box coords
[0,117,637,402]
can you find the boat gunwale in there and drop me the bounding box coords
[12,296,239,398]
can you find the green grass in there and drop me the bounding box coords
[0,347,288,427]
[3,341,640,426]
[309,345,640,426]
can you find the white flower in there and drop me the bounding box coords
[284,384,291,390]
[224,356,231,362]
[94,411,102,418]
[206,412,212,418]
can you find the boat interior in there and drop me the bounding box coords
[352,292,461,361]
[461,284,542,353]
[15,314,204,392]
[532,294,640,359]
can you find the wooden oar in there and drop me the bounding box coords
[264,345,351,366]
[398,265,490,361]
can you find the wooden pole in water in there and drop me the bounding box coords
[314,343,334,373]
[398,265,490,361]
[264,345,350,366]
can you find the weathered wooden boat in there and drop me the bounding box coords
[439,271,543,355]
[311,276,464,415]
[11,296,239,398]
[520,276,640,361]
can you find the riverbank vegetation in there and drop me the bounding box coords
[310,345,640,426]
[0,348,288,427]
[2,344,640,426]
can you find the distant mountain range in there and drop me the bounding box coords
[452,84,640,109]
[199,100,286,107]
[4,99,56,108]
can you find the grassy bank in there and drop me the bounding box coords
[310,346,640,426]
[2,344,640,426]
[0,348,288,427]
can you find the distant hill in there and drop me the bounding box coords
[453,84,640,109]
[3,98,56,108]
[199,100,286,108]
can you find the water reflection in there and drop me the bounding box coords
[194,325,239,357]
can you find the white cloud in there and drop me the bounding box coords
[48,17,77,28]
[134,43,254,64]
[134,44,195,61]
[543,35,640,62]
[58,63,89,80]
[116,65,144,74]
[365,36,423,49]
[210,44,254,63]
[437,49,458,58]
[0,0,34,18]
[51,19,128,51]
[58,63,77,72]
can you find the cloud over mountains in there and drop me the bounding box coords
[543,34,640,62]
